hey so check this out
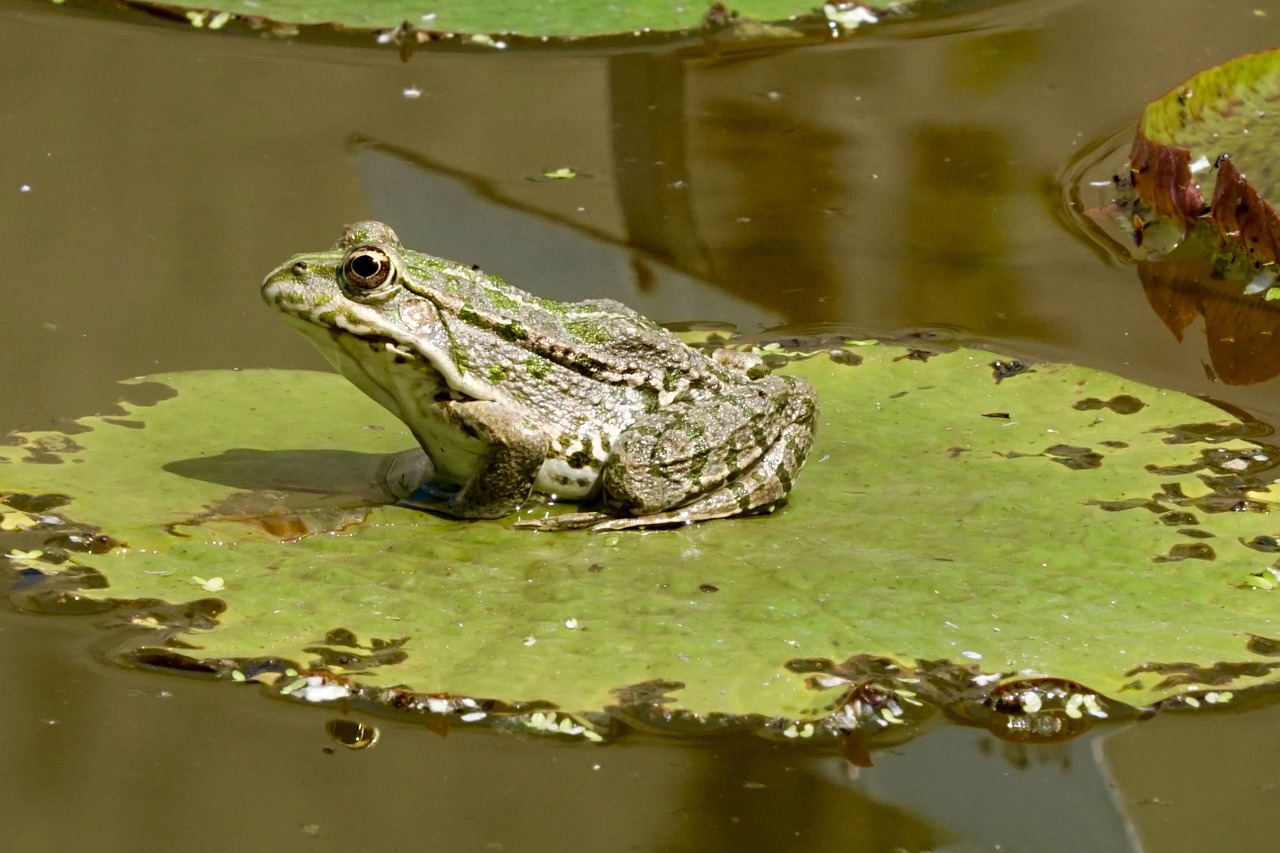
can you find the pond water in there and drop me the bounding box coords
[6,0,1280,849]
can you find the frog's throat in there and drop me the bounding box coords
[279,313,443,417]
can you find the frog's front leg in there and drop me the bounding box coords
[386,400,550,519]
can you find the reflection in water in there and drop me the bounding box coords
[324,718,380,749]
[1068,113,1280,388]
[609,52,714,281]
[902,124,1059,342]
[692,96,844,325]
[1141,255,1280,385]
[354,139,783,330]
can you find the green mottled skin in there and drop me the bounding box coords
[262,221,816,531]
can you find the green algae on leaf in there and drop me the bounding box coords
[5,346,1280,739]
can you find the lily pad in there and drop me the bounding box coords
[127,0,914,39]
[5,345,1280,737]
[1124,47,1280,284]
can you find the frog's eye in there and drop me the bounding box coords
[341,247,397,293]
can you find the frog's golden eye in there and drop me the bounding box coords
[341,246,397,292]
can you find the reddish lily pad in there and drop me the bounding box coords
[1125,48,1280,282]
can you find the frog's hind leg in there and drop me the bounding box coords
[588,413,812,530]
[514,419,805,532]
[593,376,814,527]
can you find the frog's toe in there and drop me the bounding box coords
[379,448,437,501]
[513,511,612,531]
[395,480,462,512]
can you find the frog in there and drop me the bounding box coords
[261,221,817,531]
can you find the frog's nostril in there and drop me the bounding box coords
[292,261,309,275]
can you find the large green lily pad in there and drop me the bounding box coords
[5,345,1280,729]
[131,0,912,38]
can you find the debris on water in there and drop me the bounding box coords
[295,675,352,703]
[951,677,1121,743]
[823,2,878,31]
[524,711,604,742]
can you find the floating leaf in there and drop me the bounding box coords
[0,511,37,531]
[5,346,1280,739]
[1122,48,1280,281]
[1071,50,1280,385]
[112,0,922,39]
[540,167,577,180]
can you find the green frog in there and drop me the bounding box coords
[261,221,816,531]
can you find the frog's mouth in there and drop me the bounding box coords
[323,327,444,388]
[278,312,448,406]
[277,312,419,367]
[341,329,423,366]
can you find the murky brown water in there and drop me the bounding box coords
[7,0,1280,849]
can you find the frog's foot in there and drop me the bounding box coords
[380,403,549,519]
[379,448,438,502]
[379,448,470,514]
[512,508,696,532]
[513,496,783,532]
[512,510,614,531]
[586,482,786,531]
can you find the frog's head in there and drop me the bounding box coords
[262,220,406,322]
[261,221,475,405]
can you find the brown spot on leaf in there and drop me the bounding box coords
[1073,395,1147,414]
[1153,542,1216,562]
[1044,444,1103,470]
[1246,634,1280,656]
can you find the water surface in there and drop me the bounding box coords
[5,0,1280,849]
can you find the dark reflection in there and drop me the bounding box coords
[353,134,788,330]
[901,125,1058,342]
[1141,255,1280,385]
[609,53,713,282]
[679,94,845,325]
[676,740,943,852]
